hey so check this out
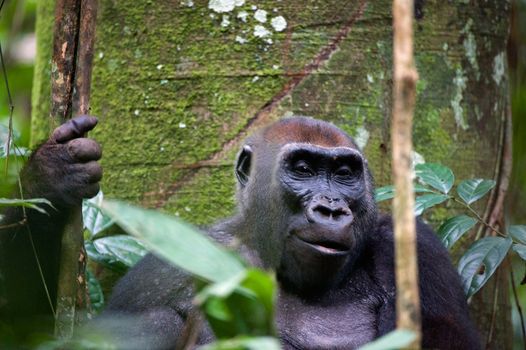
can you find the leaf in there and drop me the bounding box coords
[0,197,54,215]
[198,336,281,350]
[513,244,526,261]
[438,215,477,248]
[83,191,114,237]
[509,225,526,245]
[456,179,496,205]
[458,237,512,297]
[374,184,435,203]
[414,194,449,216]
[100,200,245,283]
[87,269,105,313]
[357,329,416,350]
[87,235,148,270]
[415,163,455,194]
[374,185,395,202]
[196,269,277,339]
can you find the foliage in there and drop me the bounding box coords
[81,194,277,348]
[376,163,525,298]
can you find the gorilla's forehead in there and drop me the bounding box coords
[262,117,356,148]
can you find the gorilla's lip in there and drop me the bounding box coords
[292,235,350,255]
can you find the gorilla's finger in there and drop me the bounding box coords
[52,115,98,143]
[68,138,102,162]
[80,182,101,199]
[79,161,103,183]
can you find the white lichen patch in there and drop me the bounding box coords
[354,126,370,150]
[254,9,267,23]
[462,20,480,80]
[208,0,244,13]
[451,68,468,130]
[270,16,287,32]
[221,15,230,27]
[235,35,247,44]
[254,25,270,38]
[412,151,426,167]
[492,52,505,86]
[237,10,248,22]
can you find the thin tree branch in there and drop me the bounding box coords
[391,0,421,347]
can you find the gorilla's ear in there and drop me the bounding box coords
[235,145,253,187]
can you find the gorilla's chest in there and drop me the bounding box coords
[276,292,378,349]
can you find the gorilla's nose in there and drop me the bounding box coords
[306,195,353,228]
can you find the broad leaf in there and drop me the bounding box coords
[83,191,114,237]
[456,179,496,205]
[196,269,277,339]
[88,235,148,270]
[100,200,245,283]
[0,198,54,215]
[513,244,526,261]
[458,237,512,297]
[438,215,477,248]
[374,185,395,202]
[87,269,105,313]
[374,184,434,203]
[357,329,416,350]
[415,163,455,194]
[199,336,281,350]
[414,194,449,216]
[509,225,526,245]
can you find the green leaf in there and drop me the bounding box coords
[357,329,416,350]
[456,179,496,205]
[508,225,526,245]
[375,185,395,202]
[100,200,245,283]
[83,191,114,237]
[87,269,105,313]
[415,163,455,194]
[90,235,148,269]
[438,215,477,248]
[198,336,281,350]
[512,244,526,261]
[414,194,449,216]
[0,197,54,214]
[197,269,277,339]
[458,237,512,297]
[374,184,435,203]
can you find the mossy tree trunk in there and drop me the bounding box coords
[32,0,512,347]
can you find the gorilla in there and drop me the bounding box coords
[0,115,480,349]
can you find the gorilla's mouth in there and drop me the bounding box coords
[292,235,350,255]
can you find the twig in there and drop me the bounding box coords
[391,0,421,347]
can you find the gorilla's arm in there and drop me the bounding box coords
[0,116,102,334]
[373,215,481,350]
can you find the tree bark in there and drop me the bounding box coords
[31,0,512,347]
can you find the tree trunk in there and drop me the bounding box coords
[31,0,512,347]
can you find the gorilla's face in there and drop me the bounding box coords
[235,117,378,295]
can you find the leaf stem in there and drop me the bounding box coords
[449,197,506,238]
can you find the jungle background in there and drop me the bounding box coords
[0,0,525,348]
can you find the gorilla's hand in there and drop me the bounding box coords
[22,115,102,208]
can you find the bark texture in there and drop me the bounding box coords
[31,0,512,347]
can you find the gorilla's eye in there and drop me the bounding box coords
[334,166,353,177]
[292,160,314,176]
